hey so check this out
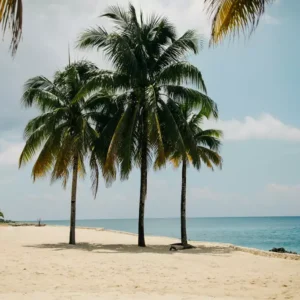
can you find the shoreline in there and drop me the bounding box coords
[10,217,299,256]
[4,223,300,260]
[77,226,300,261]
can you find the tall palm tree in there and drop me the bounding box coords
[19,61,109,245]
[0,0,23,55]
[0,210,4,219]
[205,0,273,45]
[162,104,222,248]
[77,4,216,247]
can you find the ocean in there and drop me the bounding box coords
[41,216,300,253]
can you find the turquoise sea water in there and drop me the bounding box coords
[41,217,300,253]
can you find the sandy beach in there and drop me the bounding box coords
[1,226,300,300]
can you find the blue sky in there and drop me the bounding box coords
[0,0,300,221]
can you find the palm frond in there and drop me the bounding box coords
[89,151,100,198]
[157,99,186,156]
[166,100,201,168]
[23,76,66,107]
[104,100,138,182]
[205,0,274,45]
[0,0,22,55]
[155,30,200,70]
[22,89,63,112]
[170,156,182,169]
[163,85,218,117]
[51,134,73,187]
[19,125,53,167]
[32,126,65,181]
[76,26,109,50]
[101,4,130,28]
[195,130,223,151]
[198,146,223,169]
[75,71,131,103]
[158,62,207,92]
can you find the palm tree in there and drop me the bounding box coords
[205,0,273,45]
[77,4,216,247]
[0,0,23,55]
[162,104,222,248]
[19,60,110,245]
[0,210,4,219]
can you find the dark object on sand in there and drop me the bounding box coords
[36,218,46,227]
[169,243,195,251]
[269,247,297,255]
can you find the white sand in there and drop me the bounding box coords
[1,226,300,300]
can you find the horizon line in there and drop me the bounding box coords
[20,215,300,222]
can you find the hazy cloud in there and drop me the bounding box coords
[267,183,300,195]
[262,14,280,25]
[204,114,300,142]
[0,139,24,166]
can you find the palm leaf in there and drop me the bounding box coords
[101,5,130,28]
[32,126,65,181]
[89,151,100,198]
[158,62,207,92]
[205,0,274,45]
[0,0,22,55]
[154,30,200,70]
[163,85,218,117]
[198,146,223,169]
[76,26,109,50]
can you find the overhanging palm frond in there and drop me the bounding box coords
[0,0,23,55]
[205,0,274,45]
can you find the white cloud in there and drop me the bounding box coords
[204,114,300,142]
[266,183,300,195]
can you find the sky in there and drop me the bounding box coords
[0,0,300,221]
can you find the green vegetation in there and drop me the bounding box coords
[0,210,4,219]
[18,61,115,245]
[18,4,223,247]
[163,104,222,247]
[77,4,217,247]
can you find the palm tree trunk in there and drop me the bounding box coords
[181,158,188,247]
[138,109,148,247]
[69,154,79,245]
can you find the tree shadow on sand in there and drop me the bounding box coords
[24,243,235,255]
